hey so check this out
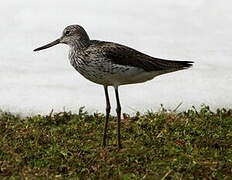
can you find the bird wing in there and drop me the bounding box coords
[89,41,193,72]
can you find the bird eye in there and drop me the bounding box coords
[65,30,71,35]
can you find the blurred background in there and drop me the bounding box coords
[0,0,231,115]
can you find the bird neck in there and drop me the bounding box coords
[70,38,90,51]
[69,40,89,60]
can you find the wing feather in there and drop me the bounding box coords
[90,41,193,72]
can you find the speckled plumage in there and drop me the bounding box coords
[69,40,193,86]
[34,24,194,149]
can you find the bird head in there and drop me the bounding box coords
[34,25,90,52]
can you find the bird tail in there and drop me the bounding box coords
[153,58,194,70]
[170,60,194,69]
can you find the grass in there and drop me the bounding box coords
[0,105,232,179]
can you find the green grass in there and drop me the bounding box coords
[0,105,232,179]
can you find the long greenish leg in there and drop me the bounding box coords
[114,86,122,149]
[102,86,111,147]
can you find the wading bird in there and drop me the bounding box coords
[34,25,193,149]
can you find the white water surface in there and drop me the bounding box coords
[0,0,232,115]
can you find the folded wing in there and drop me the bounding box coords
[92,41,193,72]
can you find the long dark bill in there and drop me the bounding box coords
[34,39,60,51]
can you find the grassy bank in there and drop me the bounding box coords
[0,105,232,179]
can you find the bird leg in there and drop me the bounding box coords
[114,86,122,149]
[102,86,111,147]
